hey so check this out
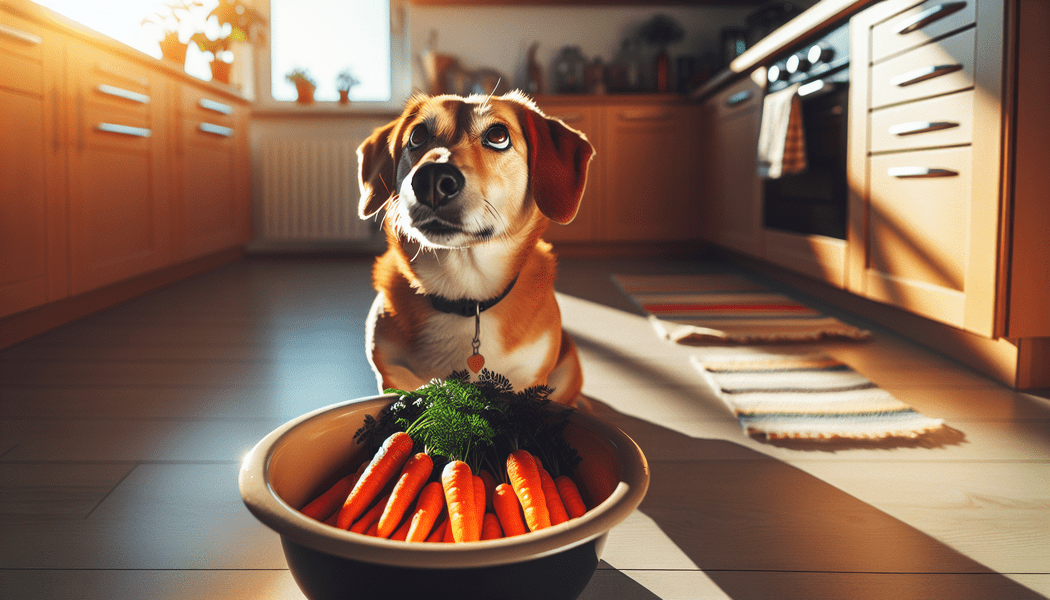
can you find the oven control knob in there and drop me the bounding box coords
[767,64,788,82]
[786,54,810,74]
[807,44,834,65]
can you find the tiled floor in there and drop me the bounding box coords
[2,255,1048,599]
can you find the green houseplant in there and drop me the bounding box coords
[190,0,267,85]
[286,68,317,104]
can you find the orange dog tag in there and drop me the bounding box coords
[467,353,485,373]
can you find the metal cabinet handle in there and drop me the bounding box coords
[199,122,234,137]
[97,84,150,104]
[96,123,152,138]
[199,98,233,115]
[890,64,963,87]
[726,90,753,107]
[0,22,43,45]
[618,109,674,122]
[888,166,958,178]
[893,2,967,35]
[888,121,959,136]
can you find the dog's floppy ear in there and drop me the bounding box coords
[357,118,401,219]
[519,107,595,225]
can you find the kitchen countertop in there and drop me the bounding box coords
[690,0,874,103]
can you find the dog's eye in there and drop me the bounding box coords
[483,125,511,151]
[408,124,429,149]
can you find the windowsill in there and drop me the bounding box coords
[251,99,405,119]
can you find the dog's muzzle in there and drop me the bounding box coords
[412,163,464,209]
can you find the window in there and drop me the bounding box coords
[268,0,394,103]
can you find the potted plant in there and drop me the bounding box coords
[140,0,195,65]
[286,68,316,104]
[336,68,360,104]
[190,0,267,85]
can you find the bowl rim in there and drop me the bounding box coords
[239,394,649,569]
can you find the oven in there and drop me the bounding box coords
[762,21,850,240]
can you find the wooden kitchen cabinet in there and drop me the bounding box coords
[697,73,764,257]
[65,40,172,295]
[0,11,67,319]
[175,87,251,260]
[848,0,1001,337]
[535,96,702,244]
[538,103,602,243]
[601,103,701,241]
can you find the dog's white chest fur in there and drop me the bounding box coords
[367,292,552,392]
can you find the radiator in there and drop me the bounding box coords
[258,139,376,241]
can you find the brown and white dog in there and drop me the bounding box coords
[356,91,594,406]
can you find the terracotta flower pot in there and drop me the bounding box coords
[210,60,232,85]
[295,81,316,104]
[338,89,350,104]
[159,33,187,66]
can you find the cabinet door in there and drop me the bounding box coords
[699,77,764,256]
[602,104,701,241]
[0,12,67,318]
[66,42,171,295]
[538,104,603,243]
[176,87,250,260]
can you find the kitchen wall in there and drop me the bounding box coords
[406,4,755,94]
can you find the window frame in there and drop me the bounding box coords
[252,0,411,113]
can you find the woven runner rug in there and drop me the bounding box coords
[613,273,871,344]
[692,351,945,440]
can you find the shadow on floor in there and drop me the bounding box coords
[583,397,1046,600]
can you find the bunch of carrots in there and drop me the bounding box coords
[298,371,590,542]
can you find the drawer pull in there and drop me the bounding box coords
[199,98,233,115]
[726,90,753,107]
[891,64,963,87]
[97,84,150,105]
[893,2,967,35]
[888,120,959,136]
[199,122,234,137]
[888,166,958,178]
[0,22,43,45]
[96,123,152,138]
[618,109,674,122]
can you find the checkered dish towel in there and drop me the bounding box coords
[757,83,807,179]
[693,351,946,441]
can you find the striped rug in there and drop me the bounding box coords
[692,351,945,440]
[613,273,871,344]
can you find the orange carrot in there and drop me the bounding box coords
[556,475,587,519]
[426,518,448,543]
[406,480,445,542]
[300,462,365,522]
[390,514,412,541]
[478,469,497,512]
[481,512,503,540]
[441,460,478,542]
[349,493,390,534]
[336,432,414,529]
[473,474,486,538]
[493,482,528,537]
[365,521,379,536]
[377,452,433,538]
[506,449,550,531]
[443,514,455,542]
[536,462,569,526]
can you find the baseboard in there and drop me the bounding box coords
[0,247,244,350]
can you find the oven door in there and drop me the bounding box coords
[763,71,849,240]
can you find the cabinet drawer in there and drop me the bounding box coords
[871,26,974,109]
[182,86,237,125]
[81,103,152,150]
[715,76,761,120]
[182,118,236,147]
[78,45,155,113]
[868,146,971,292]
[1,12,46,96]
[870,90,973,152]
[872,0,976,63]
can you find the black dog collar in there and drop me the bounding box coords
[425,274,520,317]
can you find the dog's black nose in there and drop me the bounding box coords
[412,163,464,208]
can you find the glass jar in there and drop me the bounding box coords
[552,46,587,94]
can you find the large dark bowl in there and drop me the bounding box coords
[239,394,649,600]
